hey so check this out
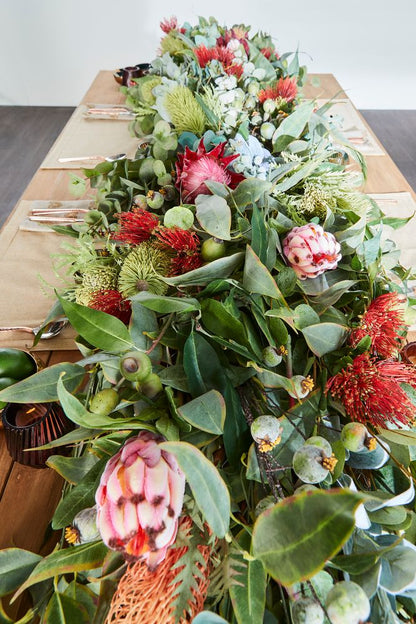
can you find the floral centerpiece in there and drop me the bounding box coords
[1,15,416,624]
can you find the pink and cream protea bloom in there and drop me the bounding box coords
[95,431,185,569]
[175,139,245,202]
[282,223,341,280]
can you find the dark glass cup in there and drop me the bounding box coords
[2,402,75,468]
[121,66,141,86]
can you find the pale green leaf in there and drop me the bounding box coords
[178,390,225,434]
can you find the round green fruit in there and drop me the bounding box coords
[341,422,368,452]
[326,581,370,624]
[89,388,119,416]
[137,373,163,399]
[291,597,324,624]
[120,351,152,382]
[0,348,37,380]
[304,436,332,457]
[201,238,226,262]
[293,445,329,484]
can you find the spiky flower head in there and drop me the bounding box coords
[164,86,206,136]
[260,46,279,60]
[75,264,119,306]
[160,16,186,34]
[89,290,132,324]
[118,242,171,297]
[327,353,416,428]
[258,76,298,104]
[112,208,159,246]
[348,292,407,358]
[155,226,202,274]
[193,45,244,78]
[175,139,245,202]
[298,180,337,221]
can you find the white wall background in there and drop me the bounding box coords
[1,0,415,109]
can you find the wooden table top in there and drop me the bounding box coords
[0,70,415,589]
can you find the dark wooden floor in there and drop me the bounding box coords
[0,107,415,228]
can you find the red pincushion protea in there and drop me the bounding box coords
[155,226,202,275]
[193,45,243,78]
[160,16,186,34]
[193,45,218,68]
[175,139,244,202]
[111,208,159,245]
[349,292,407,358]
[89,290,132,324]
[258,76,298,104]
[327,353,416,428]
[260,47,280,61]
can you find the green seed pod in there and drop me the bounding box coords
[201,238,226,262]
[326,581,370,624]
[164,206,194,229]
[137,373,163,398]
[260,122,275,140]
[251,415,283,453]
[120,351,152,382]
[341,422,368,452]
[293,445,329,484]
[291,597,325,624]
[89,388,119,416]
[132,194,148,209]
[67,506,100,544]
[262,346,282,368]
[263,99,276,114]
[146,191,164,210]
[304,436,333,457]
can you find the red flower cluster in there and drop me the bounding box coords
[258,76,298,104]
[260,47,280,61]
[155,227,202,275]
[349,292,407,358]
[327,353,416,428]
[193,45,244,78]
[112,208,159,245]
[175,139,244,202]
[160,16,186,34]
[89,290,132,324]
[217,26,250,54]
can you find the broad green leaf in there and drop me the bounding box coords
[231,178,272,208]
[178,390,225,434]
[229,532,266,624]
[252,489,362,586]
[33,427,96,450]
[58,295,133,353]
[201,299,247,345]
[131,292,200,313]
[380,429,416,446]
[307,280,357,308]
[52,460,106,529]
[43,592,90,624]
[129,300,161,363]
[64,582,97,620]
[0,549,42,597]
[272,101,315,149]
[183,332,223,397]
[302,322,348,356]
[192,613,230,624]
[13,541,108,600]
[195,194,231,240]
[243,246,284,302]
[164,253,244,286]
[379,541,416,594]
[251,204,268,265]
[293,304,320,329]
[160,441,230,538]
[159,364,190,392]
[46,453,99,485]
[0,363,84,403]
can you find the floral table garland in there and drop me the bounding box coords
[1,15,416,624]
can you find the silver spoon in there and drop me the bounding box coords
[58,153,127,163]
[0,319,68,340]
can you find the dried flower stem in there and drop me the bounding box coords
[146,313,174,355]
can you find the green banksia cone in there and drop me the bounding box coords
[75,264,119,306]
[165,85,206,135]
[89,388,119,416]
[120,351,152,382]
[291,597,324,624]
[118,242,170,297]
[326,581,370,624]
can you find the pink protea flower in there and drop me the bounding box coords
[160,16,186,34]
[175,139,245,202]
[95,431,185,570]
[258,76,298,104]
[282,223,341,280]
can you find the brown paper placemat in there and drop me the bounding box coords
[0,200,87,351]
[40,105,139,169]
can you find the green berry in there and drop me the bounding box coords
[146,192,164,210]
[132,194,147,209]
[292,597,324,624]
[341,422,368,452]
[326,581,370,624]
[120,351,152,382]
[293,445,329,484]
[89,388,119,416]
[201,238,226,262]
[137,373,163,398]
[304,436,332,457]
[262,346,282,367]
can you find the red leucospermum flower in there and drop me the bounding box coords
[327,353,416,428]
[217,27,250,54]
[89,290,132,324]
[348,292,407,358]
[258,76,298,104]
[193,45,218,68]
[193,45,243,78]
[160,16,186,34]
[111,208,159,245]
[260,47,280,61]
[155,226,202,275]
[175,139,244,202]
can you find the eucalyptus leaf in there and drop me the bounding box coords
[0,549,42,597]
[302,322,348,356]
[164,252,244,286]
[178,390,225,434]
[229,531,266,624]
[192,613,230,624]
[131,292,200,313]
[195,194,232,240]
[43,592,90,624]
[243,246,285,302]
[46,453,100,485]
[0,362,84,403]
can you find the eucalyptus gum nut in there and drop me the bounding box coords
[120,351,152,382]
[146,192,164,209]
[72,506,100,544]
[132,194,148,209]
[341,422,368,451]
[251,415,282,447]
[89,388,119,416]
[136,373,163,399]
[304,436,332,457]
[164,206,194,229]
[263,99,276,114]
[262,346,282,367]
[157,173,172,186]
[291,597,325,624]
[201,238,226,262]
[326,581,370,624]
[293,445,329,484]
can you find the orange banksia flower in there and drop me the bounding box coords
[106,518,211,624]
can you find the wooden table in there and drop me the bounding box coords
[0,71,415,598]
